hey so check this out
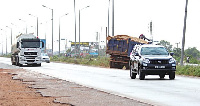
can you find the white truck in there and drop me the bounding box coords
[11,34,44,67]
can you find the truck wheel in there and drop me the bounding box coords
[169,72,175,80]
[159,74,165,79]
[110,61,114,68]
[16,58,19,66]
[19,64,23,67]
[12,62,15,65]
[117,65,123,69]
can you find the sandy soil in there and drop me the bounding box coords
[0,69,69,106]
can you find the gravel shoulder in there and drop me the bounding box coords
[0,63,151,106]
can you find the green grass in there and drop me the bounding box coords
[176,65,200,77]
[50,55,110,68]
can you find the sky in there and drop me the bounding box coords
[0,0,199,53]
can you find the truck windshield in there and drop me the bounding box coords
[141,47,168,55]
[21,41,40,48]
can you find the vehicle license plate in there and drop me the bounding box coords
[155,66,165,68]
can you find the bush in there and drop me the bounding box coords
[50,56,110,68]
[176,65,200,77]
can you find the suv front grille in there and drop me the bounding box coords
[150,60,169,64]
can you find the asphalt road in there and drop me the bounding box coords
[1,57,200,106]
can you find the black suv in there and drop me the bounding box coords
[129,45,176,80]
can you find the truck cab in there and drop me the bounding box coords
[11,34,44,67]
[129,45,176,80]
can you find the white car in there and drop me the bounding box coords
[41,53,50,63]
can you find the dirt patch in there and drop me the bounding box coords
[0,69,69,106]
[0,67,151,106]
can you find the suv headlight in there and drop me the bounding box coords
[169,58,176,64]
[143,58,150,63]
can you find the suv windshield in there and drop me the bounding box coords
[140,47,168,55]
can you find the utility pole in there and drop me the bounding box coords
[150,21,153,41]
[112,0,114,36]
[42,5,54,55]
[74,0,77,58]
[175,42,180,49]
[181,0,188,66]
[108,0,110,36]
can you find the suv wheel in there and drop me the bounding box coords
[169,72,175,80]
[159,74,165,79]
[139,66,145,80]
[130,64,136,79]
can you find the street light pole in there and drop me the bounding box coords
[1,29,7,55]
[59,14,68,57]
[6,26,12,46]
[42,5,54,56]
[19,19,27,34]
[112,0,114,36]
[37,17,38,37]
[0,30,4,55]
[29,14,39,37]
[74,0,77,58]
[108,0,110,36]
[79,6,90,57]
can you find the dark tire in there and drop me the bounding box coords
[130,72,137,79]
[12,62,15,65]
[139,65,145,80]
[19,64,23,67]
[130,62,136,79]
[159,74,165,79]
[139,72,145,80]
[38,63,41,67]
[110,61,113,68]
[138,65,145,80]
[169,72,175,80]
[16,57,19,66]
[117,65,123,69]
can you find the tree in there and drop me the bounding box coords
[158,40,173,52]
[184,47,200,64]
[185,47,200,58]
[173,47,181,62]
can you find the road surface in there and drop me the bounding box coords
[1,57,200,106]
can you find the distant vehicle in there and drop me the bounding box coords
[129,44,176,80]
[11,33,44,67]
[41,53,50,63]
[89,49,98,57]
[106,35,148,69]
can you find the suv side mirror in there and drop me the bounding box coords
[170,52,174,56]
[135,52,139,56]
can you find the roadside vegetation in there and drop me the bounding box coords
[176,65,200,77]
[50,55,110,68]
